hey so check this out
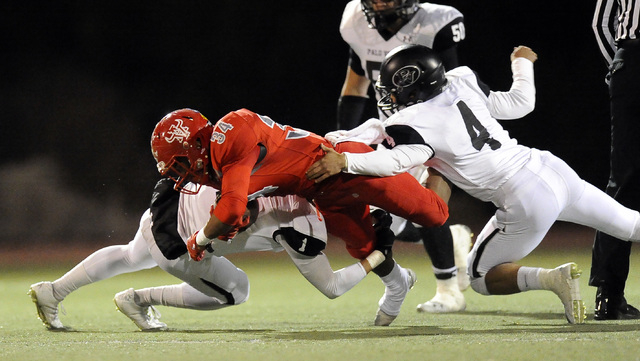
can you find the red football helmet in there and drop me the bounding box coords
[150,108,213,194]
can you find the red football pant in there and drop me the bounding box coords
[312,142,448,259]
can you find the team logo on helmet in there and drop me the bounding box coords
[164,119,191,143]
[392,65,421,88]
[156,160,168,173]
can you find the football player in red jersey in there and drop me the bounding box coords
[151,108,450,326]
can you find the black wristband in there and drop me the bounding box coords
[336,95,368,130]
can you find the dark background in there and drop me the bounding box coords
[0,2,610,246]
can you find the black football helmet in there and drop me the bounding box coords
[375,44,447,116]
[361,0,420,30]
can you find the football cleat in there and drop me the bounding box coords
[28,281,68,330]
[450,224,473,291]
[542,263,586,324]
[416,289,466,313]
[374,309,397,327]
[114,288,167,331]
[375,267,416,326]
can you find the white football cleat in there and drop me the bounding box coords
[542,263,586,324]
[114,288,167,331]
[416,289,466,313]
[450,224,473,291]
[28,281,67,330]
[375,268,416,326]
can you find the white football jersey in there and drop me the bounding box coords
[176,184,326,256]
[384,67,532,202]
[340,0,463,83]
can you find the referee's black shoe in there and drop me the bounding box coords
[593,287,640,320]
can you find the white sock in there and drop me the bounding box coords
[380,261,402,289]
[378,262,410,316]
[136,285,184,308]
[516,266,543,291]
[136,283,231,311]
[51,264,93,301]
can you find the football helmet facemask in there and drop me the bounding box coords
[151,108,213,194]
[360,0,419,30]
[375,44,447,117]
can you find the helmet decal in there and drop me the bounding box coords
[376,44,446,117]
[164,119,191,143]
[156,160,167,173]
[392,65,421,88]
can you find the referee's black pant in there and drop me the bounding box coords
[589,39,640,298]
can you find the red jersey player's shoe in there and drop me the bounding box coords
[374,267,416,326]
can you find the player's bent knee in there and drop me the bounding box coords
[234,290,249,305]
[275,227,326,257]
[470,275,491,295]
[232,272,250,305]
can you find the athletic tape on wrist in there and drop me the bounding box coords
[195,227,213,246]
[366,250,386,269]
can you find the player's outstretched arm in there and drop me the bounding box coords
[486,45,537,120]
[511,45,537,63]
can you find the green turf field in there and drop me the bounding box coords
[2,245,640,361]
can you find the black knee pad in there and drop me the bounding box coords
[273,227,326,257]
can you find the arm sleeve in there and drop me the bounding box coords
[344,144,434,176]
[486,57,536,120]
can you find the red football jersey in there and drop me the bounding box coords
[209,109,328,225]
[209,108,448,258]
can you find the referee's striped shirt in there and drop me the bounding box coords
[593,0,640,64]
